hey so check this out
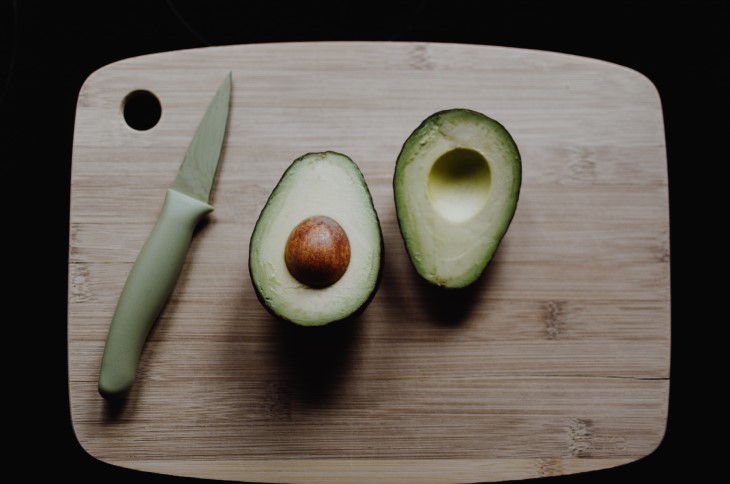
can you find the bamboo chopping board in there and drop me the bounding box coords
[68,42,670,483]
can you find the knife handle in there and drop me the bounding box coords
[98,189,213,400]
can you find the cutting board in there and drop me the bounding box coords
[68,42,670,483]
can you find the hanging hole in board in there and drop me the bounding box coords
[122,90,162,131]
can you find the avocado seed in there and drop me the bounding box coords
[285,215,351,288]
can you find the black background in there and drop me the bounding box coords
[4,0,726,482]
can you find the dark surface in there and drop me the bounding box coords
[4,0,726,482]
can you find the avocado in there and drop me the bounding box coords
[249,151,383,326]
[394,109,521,288]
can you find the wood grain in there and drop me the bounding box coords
[68,42,669,482]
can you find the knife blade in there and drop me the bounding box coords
[98,72,232,400]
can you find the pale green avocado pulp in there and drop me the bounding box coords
[427,148,492,223]
[394,109,521,288]
[249,152,383,326]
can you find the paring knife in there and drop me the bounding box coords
[98,73,232,400]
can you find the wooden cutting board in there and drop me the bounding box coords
[68,42,670,483]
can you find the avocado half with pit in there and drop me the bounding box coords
[394,109,522,288]
[249,151,383,326]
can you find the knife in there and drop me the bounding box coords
[98,72,232,400]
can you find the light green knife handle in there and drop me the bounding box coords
[99,188,213,400]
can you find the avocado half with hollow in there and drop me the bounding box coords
[394,109,522,288]
[249,151,383,326]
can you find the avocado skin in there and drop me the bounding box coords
[248,151,384,326]
[393,109,522,288]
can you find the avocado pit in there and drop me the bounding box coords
[285,215,351,288]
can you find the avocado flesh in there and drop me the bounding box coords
[394,109,521,288]
[249,152,383,326]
